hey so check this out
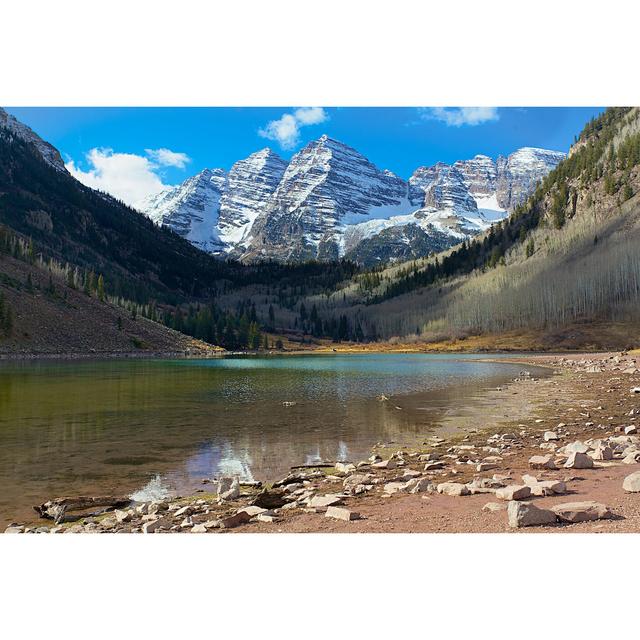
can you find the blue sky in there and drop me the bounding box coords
[6,107,604,206]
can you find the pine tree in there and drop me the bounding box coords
[268,304,275,329]
[66,266,76,289]
[525,238,535,258]
[97,274,105,301]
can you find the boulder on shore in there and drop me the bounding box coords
[552,501,614,523]
[436,482,470,497]
[564,452,594,469]
[528,454,557,470]
[622,471,640,493]
[507,501,557,528]
[217,477,240,501]
[495,485,531,501]
[325,506,360,521]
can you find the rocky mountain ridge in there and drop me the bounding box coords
[137,136,564,266]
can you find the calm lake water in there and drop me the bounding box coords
[0,353,542,526]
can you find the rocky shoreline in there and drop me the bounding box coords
[4,351,640,534]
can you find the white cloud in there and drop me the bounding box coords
[65,146,191,205]
[259,107,328,149]
[422,107,499,127]
[293,107,327,125]
[145,147,191,169]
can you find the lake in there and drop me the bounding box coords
[0,353,543,526]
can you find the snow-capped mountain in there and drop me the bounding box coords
[135,148,287,254]
[136,136,565,266]
[243,136,412,261]
[495,147,566,209]
[136,168,228,253]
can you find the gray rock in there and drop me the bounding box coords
[508,501,557,528]
[4,526,23,534]
[238,506,268,517]
[436,482,470,497]
[372,459,397,470]
[219,510,252,529]
[563,441,590,455]
[495,485,532,501]
[256,514,278,523]
[482,502,506,512]
[141,518,168,534]
[552,501,614,523]
[622,471,640,492]
[191,524,208,533]
[114,509,132,523]
[528,454,557,470]
[384,481,410,495]
[325,506,360,521]
[335,462,356,474]
[217,477,240,501]
[564,452,594,469]
[409,478,434,494]
[590,445,613,460]
[308,494,343,508]
[543,431,559,441]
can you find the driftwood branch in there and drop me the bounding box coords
[290,462,337,470]
[34,496,131,524]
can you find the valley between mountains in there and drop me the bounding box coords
[1,107,640,356]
